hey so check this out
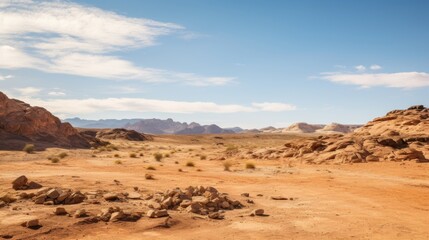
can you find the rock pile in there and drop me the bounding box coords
[33,187,86,205]
[145,186,243,219]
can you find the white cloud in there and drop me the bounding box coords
[370,64,382,70]
[252,102,297,112]
[15,87,41,96]
[321,71,429,89]
[354,65,366,71]
[48,91,66,96]
[0,1,233,86]
[15,96,296,116]
[0,74,13,80]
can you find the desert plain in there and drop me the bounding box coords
[1,133,429,240]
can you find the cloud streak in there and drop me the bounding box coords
[0,0,233,86]
[321,71,429,89]
[16,96,296,116]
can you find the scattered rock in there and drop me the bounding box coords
[241,193,250,197]
[250,209,265,216]
[127,192,141,200]
[110,211,125,222]
[54,207,68,215]
[21,219,40,228]
[74,209,87,218]
[147,209,169,218]
[103,193,119,201]
[271,196,288,200]
[12,175,28,190]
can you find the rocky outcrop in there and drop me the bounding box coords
[86,128,153,141]
[0,92,102,150]
[233,106,429,163]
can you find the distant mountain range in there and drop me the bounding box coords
[64,117,361,135]
[64,118,239,135]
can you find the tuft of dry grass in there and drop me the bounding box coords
[186,161,195,167]
[200,155,207,160]
[147,166,156,170]
[114,154,120,158]
[178,168,183,172]
[245,162,256,169]
[223,161,232,171]
[58,152,68,159]
[114,160,122,165]
[50,158,60,163]
[23,144,35,153]
[129,153,137,158]
[153,153,163,162]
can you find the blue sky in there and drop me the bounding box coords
[0,0,428,128]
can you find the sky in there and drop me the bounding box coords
[0,0,428,128]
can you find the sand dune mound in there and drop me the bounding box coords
[317,123,361,134]
[0,92,99,150]
[282,122,324,133]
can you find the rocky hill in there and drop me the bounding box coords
[0,92,101,150]
[80,128,153,141]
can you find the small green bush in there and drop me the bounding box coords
[23,144,35,153]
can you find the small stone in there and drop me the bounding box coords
[155,209,169,218]
[46,189,60,199]
[12,175,28,190]
[208,212,224,219]
[74,209,87,218]
[271,196,288,200]
[0,201,6,208]
[54,207,67,215]
[27,181,43,189]
[127,192,141,200]
[180,199,192,208]
[246,199,254,204]
[34,194,46,204]
[22,219,39,228]
[103,193,119,201]
[241,193,250,197]
[110,211,125,222]
[221,201,230,209]
[192,196,209,204]
[250,209,264,216]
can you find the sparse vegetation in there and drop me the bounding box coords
[245,162,256,169]
[147,166,156,170]
[154,153,163,162]
[58,152,68,159]
[200,155,207,160]
[175,161,179,164]
[223,161,232,171]
[50,157,60,163]
[129,153,137,158]
[178,168,183,172]
[164,153,170,158]
[186,161,195,167]
[145,173,154,180]
[114,154,120,158]
[114,160,122,165]
[23,144,35,153]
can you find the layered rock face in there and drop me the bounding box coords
[0,92,94,150]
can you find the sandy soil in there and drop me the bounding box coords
[1,134,428,240]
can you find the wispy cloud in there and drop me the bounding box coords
[48,91,66,96]
[0,0,233,86]
[0,73,13,80]
[370,64,382,70]
[15,87,42,96]
[321,71,429,89]
[354,65,366,71]
[16,96,296,116]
